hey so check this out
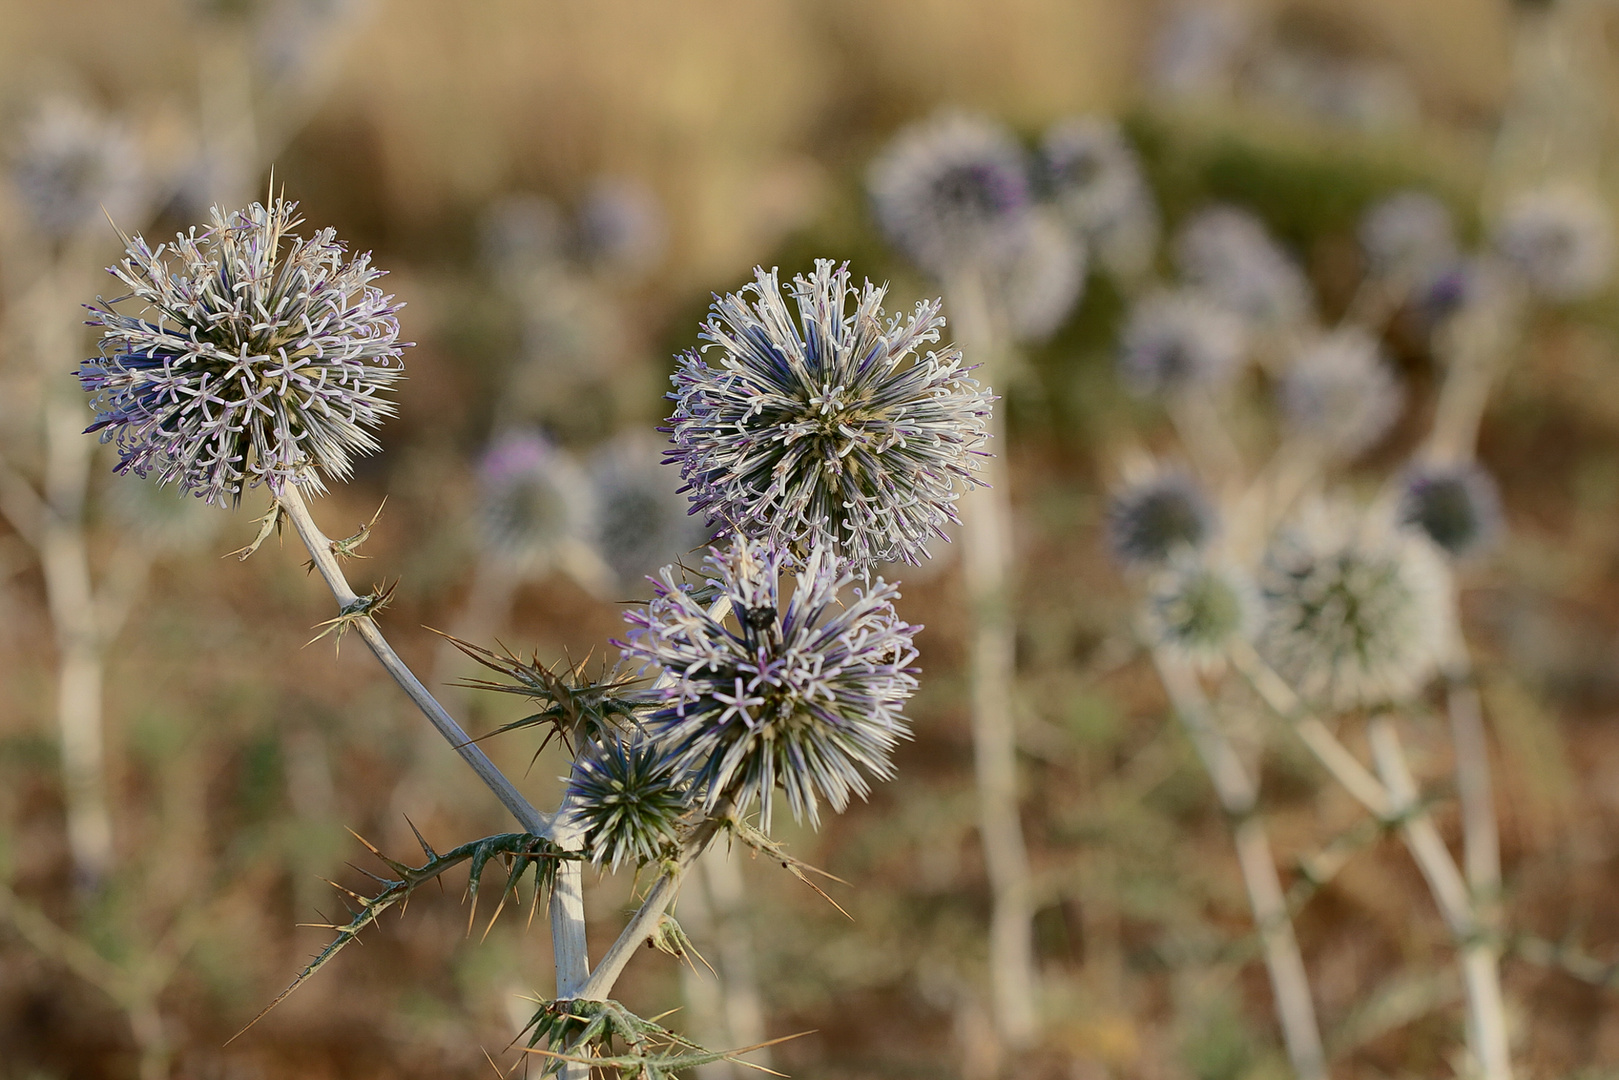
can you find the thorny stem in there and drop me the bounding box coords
[948,270,1040,1049]
[1153,653,1327,1080]
[578,812,730,1002]
[277,484,552,838]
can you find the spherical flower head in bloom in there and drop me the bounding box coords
[1118,288,1248,397]
[616,539,919,832]
[11,96,143,241]
[1143,555,1259,666]
[589,432,709,591]
[477,430,596,573]
[1359,190,1457,280]
[666,259,993,570]
[868,112,1032,278]
[1041,117,1149,236]
[1397,460,1503,559]
[1173,205,1312,326]
[1259,499,1453,711]
[1492,185,1616,302]
[1107,472,1218,567]
[566,735,690,872]
[80,198,406,506]
[1278,328,1404,460]
[997,209,1088,344]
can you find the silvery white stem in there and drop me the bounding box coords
[1154,653,1326,1080]
[277,484,552,838]
[948,271,1040,1048]
[1367,716,1513,1080]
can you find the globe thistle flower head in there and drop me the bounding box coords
[998,209,1088,344]
[617,539,919,832]
[589,433,709,591]
[1493,185,1615,302]
[1359,190,1456,279]
[1174,205,1312,326]
[1107,472,1218,567]
[666,259,993,571]
[1118,289,1248,397]
[80,197,407,506]
[566,735,690,872]
[574,177,665,275]
[11,96,142,240]
[1259,499,1453,711]
[1041,117,1148,236]
[1278,329,1404,460]
[1143,556,1259,667]
[868,112,1032,277]
[1397,461,1503,559]
[477,431,595,572]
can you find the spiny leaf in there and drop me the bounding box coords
[226,498,283,561]
[306,580,397,654]
[305,496,386,572]
[229,830,569,1044]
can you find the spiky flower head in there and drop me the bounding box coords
[566,736,690,872]
[1493,185,1616,302]
[617,539,919,832]
[1359,190,1456,279]
[477,430,596,573]
[868,112,1032,277]
[1107,472,1217,567]
[1278,329,1403,460]
[11,96,142,240]
[1143,556,1259,666]
[666,260,992,570]
[1397,460,1503,559]
[1118,289,1248,396]
[998,209,1088,344]
[1042,117,1149,236]
[79,197,406,505]
[1174,205,1312,326]
[589,433,709,590]
[1259,499,1453,711]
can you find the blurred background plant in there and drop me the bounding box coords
[4,1,1619,1078]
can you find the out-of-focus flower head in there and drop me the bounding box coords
[1108,471,1217,567]
[1174,205,1312,327]
[589,432,709,591]
[480,194,567,279]
[1493,184,1615,302]
[998,209,1088,343]
[1041,117,1146,236]
[666,260,992,571]
[1397,460,1503,560]
[1148,1,1252,99]
[11,96,143,241]
[566,735,689,872]
[1143,555,1259,666]
[80,197,406,505]
[1259,498,1453,711]
[477,430,596,574]
[1278,328,1403,460]
[574,176,666,275]
[1359,190,1457,280]
[617,539,918,832]
[868,112,1032,278]
[1118,289,1248,397]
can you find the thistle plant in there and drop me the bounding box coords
[1173,205,1312,328]
[1118,289,1248,397]
[74,193,972,1075]
[1277,328,1404,461]
[1397,460,1503,560]
[1491,183,1616,302]
[1106,470,1218,567]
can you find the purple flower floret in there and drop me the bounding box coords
[617,539,919,832]
[80,197,407,505]
[666,259,993,570]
